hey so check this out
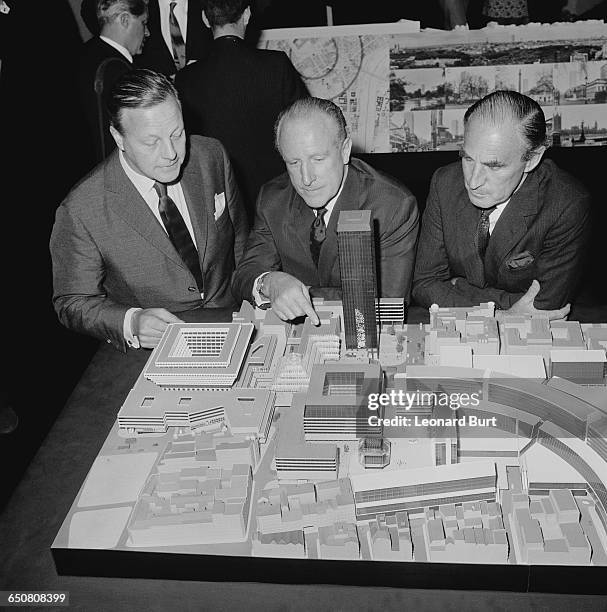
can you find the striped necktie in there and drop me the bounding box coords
[169,2,186,71]
[154,182,203,291]
[476,205,497,260]
[310,207,328,267]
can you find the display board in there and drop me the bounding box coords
[259,20,607,152]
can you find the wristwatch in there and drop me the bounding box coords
[254,272,270,301]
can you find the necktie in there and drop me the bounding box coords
[476,205,497,260]
[169,2,186,71]
[310,207,328,267]
[154,182,203,292]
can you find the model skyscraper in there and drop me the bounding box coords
[337,210,378,350]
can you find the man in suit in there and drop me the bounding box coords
[176,0,308,222]
[232,97,420,324]
[135,0,212,76]
[412,90,590,318]
[51,69,248,351]
[78,0,149,165]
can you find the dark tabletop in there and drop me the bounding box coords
[2,306,607,610]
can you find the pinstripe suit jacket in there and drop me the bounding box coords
[412,159,591,310]
[50,136,248,352]
[232,158,420,304]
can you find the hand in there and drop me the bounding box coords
[133,308,183,348]
[502,280,570,321]
[263,271,320,325]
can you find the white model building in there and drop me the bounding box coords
[143,322,254,388]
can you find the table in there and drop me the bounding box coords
[2,307,607,610]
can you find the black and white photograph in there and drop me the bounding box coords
[2,2,607,610]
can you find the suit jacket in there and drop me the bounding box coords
[78,37,132,165]
[412,158,591,310]
[135,0,212,76]
[176,36,308,222]
[50,136,248,352]
[232,157,420,303]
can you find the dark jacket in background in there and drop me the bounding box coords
[176,35,308,222]
[78,36,131,165]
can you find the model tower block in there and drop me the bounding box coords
[337,210,378,351]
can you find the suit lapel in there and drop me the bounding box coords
[452,189,487,287]
[103,152,189,271]
[287,189,316,272]
[181,149,209,270]
[317,165,360,286]
[484,172,539,280]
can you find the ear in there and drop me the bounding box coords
[523,146,546,173]
[201,10,210,30]
[243,6,251,27]
[109,125,124,150]
[341,136,352,164]
[119,11,130,30]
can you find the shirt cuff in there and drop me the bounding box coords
[252,272,271,308]
[124,307,142,349]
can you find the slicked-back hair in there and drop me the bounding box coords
[97,0,147,28]
[202,0,249,28]
[274,97,348,155]
[108,69,180,134]
[464,90,547,161]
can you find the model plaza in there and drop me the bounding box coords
[54,211,607,566]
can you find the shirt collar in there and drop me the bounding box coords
[119,151,156,198]
[99,35,133,63]
[319,165,348,217]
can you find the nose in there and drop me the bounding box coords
[467,161,486,190]
[160,138,177,161]
[300,161,316,187]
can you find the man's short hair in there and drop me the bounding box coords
[108,69,180,133]
[202,0,248,28]
[464,90,547,161]
[97,0,147,28]
[274,97,348,155]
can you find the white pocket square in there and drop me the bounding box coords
[214,192,226,221]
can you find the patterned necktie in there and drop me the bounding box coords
[154,182,203,291]
[310,207,328,267]
[169,1,186,71]
[476,205,497,260]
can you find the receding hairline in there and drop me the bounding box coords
[464,114,534,156]
[276,108,346,153]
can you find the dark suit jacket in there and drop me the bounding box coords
[78,37,132,165]
[176,36,308,222]
[50,136,248,352]
[135,0,212,76]
[232,157,419,303]
[412,158,591,310]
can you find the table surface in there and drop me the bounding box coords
[2,306,607,611]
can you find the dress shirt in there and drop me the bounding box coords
[119,151,200,346]
[99,35,133,62]
[252,165,349,306]
[158,0,188,55]
[489,200,507,234]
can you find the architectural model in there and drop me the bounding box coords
[53,213,607,572]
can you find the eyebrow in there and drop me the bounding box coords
[459,148,506,168]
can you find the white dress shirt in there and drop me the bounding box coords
[158,0,188,54]
[489,200,508,235]
[99,35,133,63]
[119,151,199,346]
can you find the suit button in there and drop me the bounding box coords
[188,286,197,292]
[106,339,111,344]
